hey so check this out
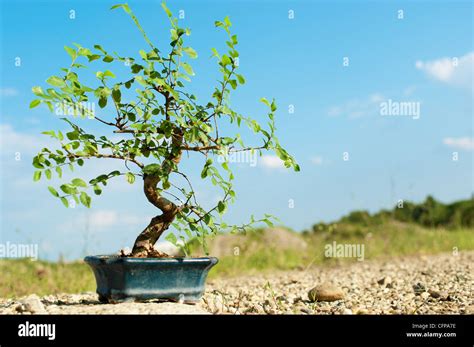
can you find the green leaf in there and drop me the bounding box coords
[32,86,44,96]
[103,55,114,63]
[139,49,148,60]
[48,186,59,197]
[88,54,101,62]
[55,166,63,178]
[66,131,79,140]
[111,4,130,13]
[80,192,91,208]
[270,99,277,112]
[183,47,198,59]
[263,218,274,228]
[143,163,161,176]
[64,46,77,60]
[72,178,87,187]
[98,97,107,108]
[112,88,121,103]
[181,62,194,76]
[60,197,69,208]
[131,64,143,74]
[60,184,76,194]
[260,97,271,108]
[161,2,173,17]
[33,171,41,182]
[217,201,226,214]
[126,172,135,184]
[46,76,66,88]
[103,70,116,78]
[78,47,92,56]
[45,101,54,113]
[93,185,102,195]
[41,130,56,138]
[45,169,52,180]
[165,233,177,245]
[29,99,41,108]
[236,74,245,84]
[221,54,231,66]
[93,44,107,54]
[211,47,220,58]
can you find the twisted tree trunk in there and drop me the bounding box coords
[130,128,183,257]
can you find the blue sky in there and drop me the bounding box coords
[0,0,472,260]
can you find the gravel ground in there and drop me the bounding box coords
[1,251,472,315]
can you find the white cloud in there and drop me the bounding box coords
[310,156,323,165]
[0,124,49,156]
[443,137,474,151]
[369,93,385,103]
[88,210,119,228]
[59,210,147,232]
[0,87,19,97]
[403,85,417,96]
[259,155,285,169]
[416,52,473,89]
[327,93,386,119]
[327,106,343,117]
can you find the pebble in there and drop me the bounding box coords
[356,308,370,315]
[17,294,46,314]
[413,282,426,295]
[377,276,392,286]
[300,307,312,314]
[308,284,344,302]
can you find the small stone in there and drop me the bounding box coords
[308,283,344,302]
[464,305,474,314]
[300,307,312,314]
[428,289,441,298]
[439,294,452,302]
[356,308,369,315]
[428,289,450,300]
[318,306,331,312]
[413,282,426,295]
[342,308,353,315]
[420,292,430,300]
[292,296,303,303]
[377,276,392,286]
[204,295,225,314]
[20,295,46,314]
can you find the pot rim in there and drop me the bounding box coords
[84,254,218,265]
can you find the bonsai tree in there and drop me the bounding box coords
[31,3,299,258]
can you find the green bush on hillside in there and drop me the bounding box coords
[310,196,474,233]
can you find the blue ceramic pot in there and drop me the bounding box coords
[84,255,218,303]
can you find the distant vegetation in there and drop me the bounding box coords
[307,196,474,235]
[1,196,473,297]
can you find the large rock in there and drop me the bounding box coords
[308,283,344,302]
